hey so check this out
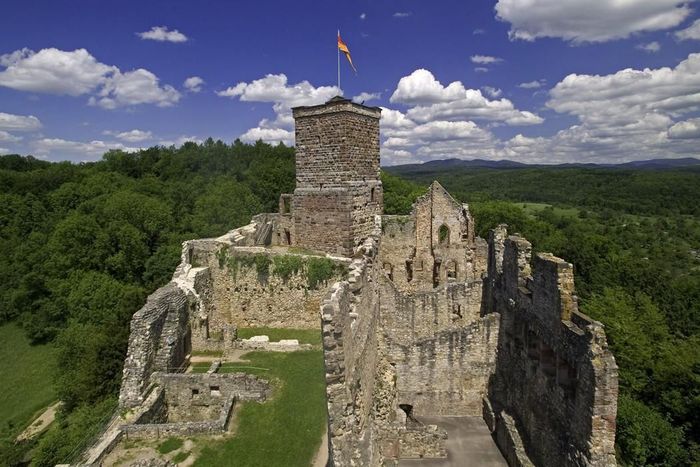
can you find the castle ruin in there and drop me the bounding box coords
[106,97,618,466]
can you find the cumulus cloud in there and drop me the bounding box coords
[390,69,543,125]
[218,73,339,145]
[470,55,503,64]
[473,29,486,35]
[637,41,661,53]
[0,112,42,131]
[518,79,545,89]
[353,91,381,103]
[482,86,502,98]
[0,131,22,143]
[495,0,692,43]
[108,129,153,142]
[360,13,366,20]
[157,135,203,147]
[91,69,180,109]
[137,26,188,43]
[381,54,700,165]
[32,138,141,161]
[0,147,9,155]
[240,127,294,146]
[474,67,489,73]
[675,18,700,40]
[668,118,700,139]
[0,48,180,108]
[393,12,412,18]
[0,48,115,95]
[183,76,204,93]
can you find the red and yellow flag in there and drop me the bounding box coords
[337,32,357,73]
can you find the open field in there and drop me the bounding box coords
[0,323,57,437]
[192,349,326,467]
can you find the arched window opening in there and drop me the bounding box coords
[438,224,450,246]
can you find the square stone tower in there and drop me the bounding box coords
[291,96,383,256]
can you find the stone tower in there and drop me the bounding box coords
[291,96,383,256]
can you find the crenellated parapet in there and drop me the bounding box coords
[485,226,618,467]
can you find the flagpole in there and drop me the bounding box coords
[337,29,341,95]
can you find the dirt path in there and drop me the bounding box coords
[312,427,329,467]
[16,401,61,442]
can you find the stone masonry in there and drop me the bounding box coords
[100,96,618,467]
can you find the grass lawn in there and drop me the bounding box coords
[193,349,326,467]
[236,327,322,346]
[0,323,57,436]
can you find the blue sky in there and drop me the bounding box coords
[1,0,699,165]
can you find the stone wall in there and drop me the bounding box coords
[321,237,384,466]
[187,243,348,342]
[119,281,194,409]
[485,226,618,467]
[386,314,500,417]
[121,372,269,439]
[378,182,484,294]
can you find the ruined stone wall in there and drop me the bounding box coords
[188,244,347,339]
[386,312,499,417]
[119,280,196,409]
[486,226,618,467]
[321,237,384,466]
[378,182,483,294]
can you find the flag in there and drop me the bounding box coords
[337,32,357,73]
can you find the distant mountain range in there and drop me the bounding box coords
[384,157,700,172]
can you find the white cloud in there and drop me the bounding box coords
[482,86,502,98]
[110,129,153,142]
[353,91,381,103]
[390,69,543,126]
[183,76,204,93]
[32,138,141,161]
[0,147,9,155]
[218,73,339,145]
[0,47,180,109]
[393,12,412,18]
[518,79,546,89]
[474,67,489,73]
[675,18,700,40]
[137,26,188,43]
[637,41,661,53]
[0,48,115,95]
[0,112,42,131]
[91,69,180,108]
[473,29,486,35]
[360,13,366,20]
[157,135,203,147]
[240,127,293,146]
[0,131,22,143]
[470,55,503,64]
[495,0,692,43]
[381,54,700,165]
[668,118,700,139]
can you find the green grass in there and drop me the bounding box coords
[191,349,224,357]
[0,323,57,436]
[172,450,190,463]
[194,350,326,467]
[236,327,322,346]
[158,437,184,454]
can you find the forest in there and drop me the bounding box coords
[0,142,698,466]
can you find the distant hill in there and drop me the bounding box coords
[384,157,700,173]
